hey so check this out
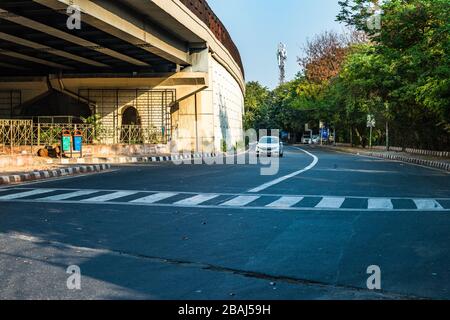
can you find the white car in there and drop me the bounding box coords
[301,134,312,144]
[312,135,320,144]
[256,136,284,157]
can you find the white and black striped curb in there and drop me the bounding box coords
[335,144,449,158]
[49,153,218,165]
[403,148,449,158]
[0,164,111,185]
[367,152,450,172]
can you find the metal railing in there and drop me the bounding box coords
[118,125,163,144]
[1,119,167,153]
[34,123,97,146]
[0,119,33,153]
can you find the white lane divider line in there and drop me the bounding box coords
[0,189,55,200]
[130,192,178,204]
[266,196,304,208]
[368,198,394,210]
[248,147,319,193]
[174,194,219,206]
[316,197,346,209]
[413,199,444,211]
[39,190,99,201]
[81,191,138,202]
[221,196,261,207]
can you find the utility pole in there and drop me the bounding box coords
[385,103,390,151]
[386,121,389,151]
[277,43,287,85]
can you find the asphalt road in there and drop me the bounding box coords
[1,146,450,300]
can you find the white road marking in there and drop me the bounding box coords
[266,196,304,208]
[131,192,178,204]
[316,197,346,209]
[1,187,449,212]
[39,190,99,201]
[221,196,260,207]
[174,194,219,206]
[248,147,319,193]
[413,199,444,210]
[0,189,55,200]
[81,191,138,202]
[368,198,394,210]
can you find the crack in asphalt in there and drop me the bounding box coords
[3,233,429,300]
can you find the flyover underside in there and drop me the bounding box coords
[0,0,189,146]
[0,0,245,152]
[0,0,179,76]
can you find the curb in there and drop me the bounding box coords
[0,164,111,186]
[366,152,450,172]
[335,144,449,158]
[49,153,218,165]
[320,146,450,172]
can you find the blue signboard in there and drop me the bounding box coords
[62,136,71,152]
[321,128,329,140]
[73,136,82,152]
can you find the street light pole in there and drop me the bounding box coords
[385,103,390,151]
[386,120,389,151]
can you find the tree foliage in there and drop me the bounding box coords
[244,0,450,150]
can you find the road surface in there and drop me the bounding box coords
[1,146,449,299]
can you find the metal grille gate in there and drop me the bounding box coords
[78,89,175,144]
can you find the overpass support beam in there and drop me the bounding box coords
[0,7,149,67]
[34,0,190,66]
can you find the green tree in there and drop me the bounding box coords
[243,81,271,130]
[337,0,450,149]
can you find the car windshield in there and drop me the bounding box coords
[259,137,279,144]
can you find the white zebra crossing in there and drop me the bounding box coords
[40,190,99,201]
[413,199,444,210]
[221,196,260,207]
[316,197,346,209]
[0,188,449,211]
[266,196,304,208]
[81,191,138,202]
[368,198,394,210]
[130,192,178,204]
[0,189,54,200]
[174,194,219,206]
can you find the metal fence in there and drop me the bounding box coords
[1,119,167,153]
[118,125,162,145]
[34,123,97,146]
[0,119,33,152]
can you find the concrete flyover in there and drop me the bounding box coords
[0,0,245,152]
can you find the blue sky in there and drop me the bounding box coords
[208,0,345,89]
